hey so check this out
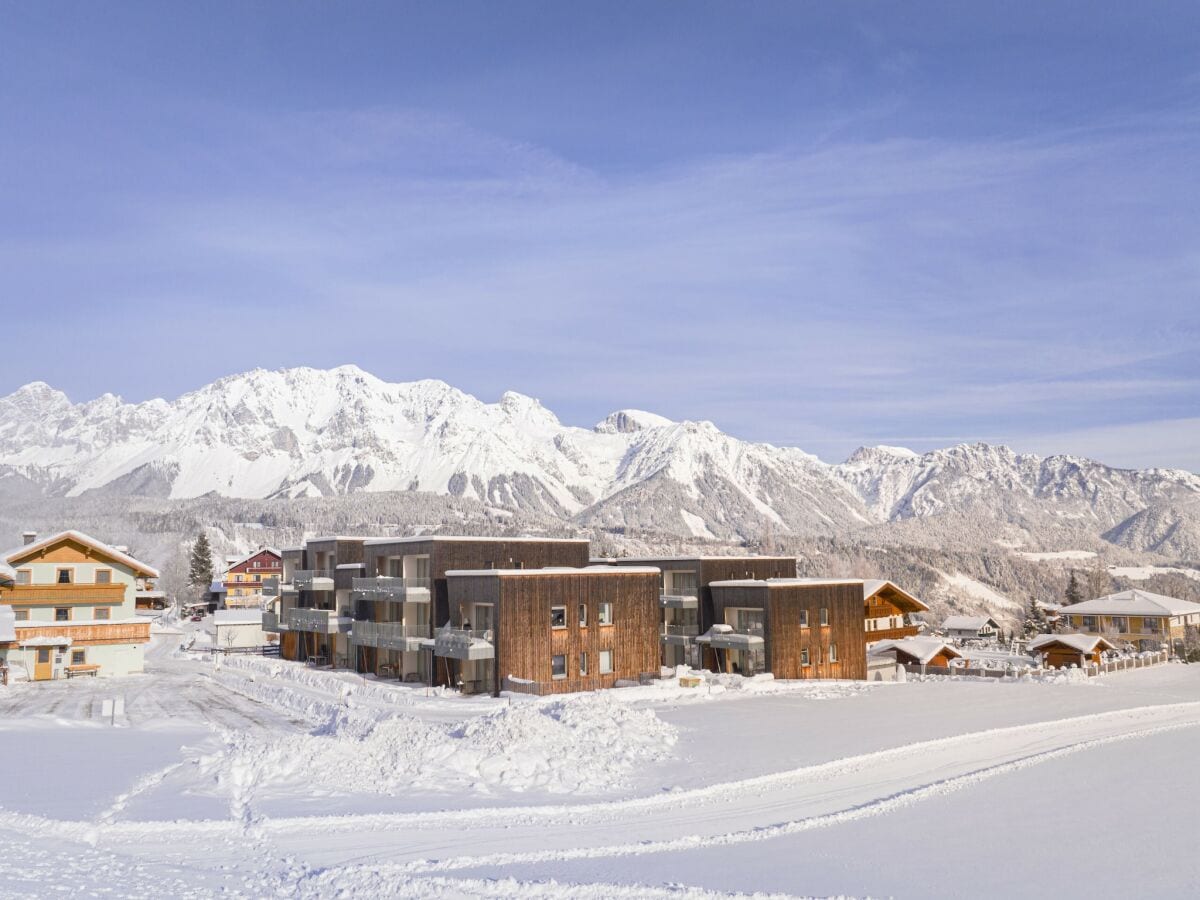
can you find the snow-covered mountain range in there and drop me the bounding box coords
[2,365,1198,549]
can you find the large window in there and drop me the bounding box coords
[598,602,613,625]
[550,606,566,629]
[801,647,810,666]
[798,609,808,628]
[14,609,29,622]
[599,650,614,674]
[95,607,111,621]
[55,607,70,622]
[579,603,588,627]
[71,649,86,666]
[819,608,829,626]
[16,569,30,585]
[829,643,838,663]
[57,569,72,585]
[95,569,112,584]
[551,654,567,680]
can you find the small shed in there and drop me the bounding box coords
[207,610,268,651]
[1028,633,1115,669]
[870,637,963,668]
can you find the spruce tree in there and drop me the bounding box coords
[188,533,214,593]
[1024,596,1043,637]
[1064,571,1084,606]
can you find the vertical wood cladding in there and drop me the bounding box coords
[448,570,660,694]
[711,582,866,680]
[364,539,590,628]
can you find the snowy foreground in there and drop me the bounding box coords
[1,636,1198,899]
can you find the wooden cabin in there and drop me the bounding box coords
[593,555,796,669]
[437,566,661,696]
[870,637,962,668]
[1028,633,1115,669]
[703,578,867,680]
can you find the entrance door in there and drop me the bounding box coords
[34,647,53,681]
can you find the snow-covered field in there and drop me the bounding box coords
[1,634,1198,898]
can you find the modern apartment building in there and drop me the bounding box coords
[0,531,156,680]
[436,566,661,696]
[703,577,867,680]
[592,556,796,668]
[267,537,365,667]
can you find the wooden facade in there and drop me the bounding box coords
[710,580,867,680]
[446,568,661,696]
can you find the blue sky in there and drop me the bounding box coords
[2,2,1198,470]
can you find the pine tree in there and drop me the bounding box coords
[188,533,214,593]
[1023,596,1044,637]
[1064,571,1084,606]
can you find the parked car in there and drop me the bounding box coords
[190,614,204,622]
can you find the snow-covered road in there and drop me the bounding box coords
[2,640,1198,898]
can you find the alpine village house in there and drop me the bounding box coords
[0,531,157,680]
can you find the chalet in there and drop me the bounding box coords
[941,615,1000,641]
[869,637,962,668]
[431,565,661,696]
[592,555,796,669]
[1057,590,1200,656]
[863,580,928,641]
[221,548,282,609]
[700,578,867,680]
[1028,633,1116,669]
[0,531,156,680]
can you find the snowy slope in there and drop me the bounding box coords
[2,366,1199,545]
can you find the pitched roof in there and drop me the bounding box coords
[941,615,999,631]
[1028,633,1116,654]
[1059,589,1200,618]
[870,637,961,664]
[710,577,864,588]
[3,530,158,577]
[0,563,16,585]
[863,579,930,613]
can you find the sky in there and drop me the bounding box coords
[1,1,1198,471]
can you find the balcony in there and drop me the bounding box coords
[284,607,352,633]
[262,611,285,633]
[423,627,495,661]
[350,577,432,605]
[698,624,765,651]
[351,620,429,652]
[293,570,334,592]
[262,577,280,597]
[661,623,700,645]
[660,593,699,610]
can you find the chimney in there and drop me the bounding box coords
[21,531,36,546]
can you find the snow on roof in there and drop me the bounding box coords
[3,530,159,577]
[19,635,72,647]
[710,577,864,588]
[213,610,265,626]
[870,637,960,664]
[335,563,365,569]
[446,565,661,577]
[365,535,589,546]
[863,579,930,612]
[1028,633,1116,654]
[1059,590,1200,618]
[0,563,15,585]
[941,615,999,631]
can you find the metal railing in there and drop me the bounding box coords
[262,611,284,632]
[351,621,430,647]
[285,607,350,632]
[351,576,431,603]
[661,623,700,637]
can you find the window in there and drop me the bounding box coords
[71,650,86,666]
[550,606,567,628]
[57,569,72,584]
[551,654,567,680]
[599,650,614,674]
[801,647,810,666]
[579,603,588,627]
[95,607,111,621]
[799,609,808,627]
[598,602,613,625]
[1082,616,1097,631]
[95,569,112,584]
[14,609,29,622]
[580,652,588,676]
[483,560,493,569]
[819,608,828,626]
[829,643,837,663]
[55,607,70,622]
[16,569,30,585]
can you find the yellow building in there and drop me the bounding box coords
[1058,589,1200,656]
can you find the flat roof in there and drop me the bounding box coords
[365,535,589,547]
[591,555,795,564]
[710,577,864,588]
[447,565,661,577]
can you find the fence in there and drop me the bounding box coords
[502,672,659,696]
[903,650,1169,680]
[216,644,281,657]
